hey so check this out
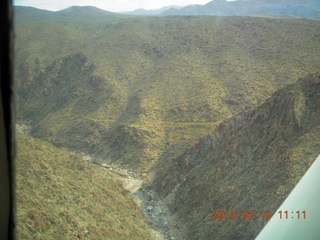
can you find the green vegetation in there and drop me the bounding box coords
[150,75,320,240]
[16,133,154,239]
[14,6,320,239]
[15,7,320,170]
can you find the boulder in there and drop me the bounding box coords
[100,163,110,168]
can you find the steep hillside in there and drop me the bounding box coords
[16,133,155,239]
[14,6,320,240]
[149,74,320,239]
[14,6,320,170]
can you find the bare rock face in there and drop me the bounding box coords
[100,163,110,168]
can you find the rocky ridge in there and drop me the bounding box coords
[148,75,320,239]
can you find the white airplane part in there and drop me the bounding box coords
[256,154,320,240]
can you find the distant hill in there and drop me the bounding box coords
[57,6,124,19]
[161,0,320,18]
[121,6,183,16]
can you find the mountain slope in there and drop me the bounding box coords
[14,7,320,239]
[149,74,320,239]
[162,0,320,18]
[121,6,183,16]
[16,133,154,239]
[14,7,320,171]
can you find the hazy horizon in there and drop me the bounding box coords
[13,0,217,12]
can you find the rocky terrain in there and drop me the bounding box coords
[14,6,320,239]
[15,133,157,239]
[15,6,320,172]
[149,74,320,239]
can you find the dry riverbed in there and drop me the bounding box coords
[16,124,179,239]
[84,156,180,240]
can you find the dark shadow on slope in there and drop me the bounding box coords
[149,74,320,240]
